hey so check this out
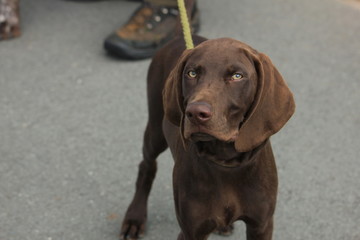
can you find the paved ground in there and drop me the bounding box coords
[0,0,359,239]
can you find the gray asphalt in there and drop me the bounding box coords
[1,0,359,239]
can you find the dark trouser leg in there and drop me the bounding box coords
[145,0,196,12]
[145,0,177,6]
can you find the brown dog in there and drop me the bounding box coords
[120,36,295,240]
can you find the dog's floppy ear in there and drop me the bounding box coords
[163,49,193,126]
[235,53,295,152]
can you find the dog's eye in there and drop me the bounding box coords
[231,73,244,81]
[187,70,197,78]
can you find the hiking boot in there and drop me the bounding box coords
[104,2,200,60]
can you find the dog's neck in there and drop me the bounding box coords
[191,139,267,168]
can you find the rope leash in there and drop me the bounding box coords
[177,0,194,49]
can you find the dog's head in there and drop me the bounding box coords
[163,38,295,153]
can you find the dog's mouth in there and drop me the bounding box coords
[187,129,239,144]
[190,132,217,142]
[195,140,219,157]
[190,132,239,160]
[190,133,217,156]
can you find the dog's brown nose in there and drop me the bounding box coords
[185,102,212,124]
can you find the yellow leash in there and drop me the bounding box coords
[177,0,194,49]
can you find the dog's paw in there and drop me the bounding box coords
[119,209,146,240]
[120,221,146,240]
[213,224,234,236]
[0,0,21,40]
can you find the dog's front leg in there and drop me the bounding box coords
[173,173,217,240]
[120,123,168,240]
[176,219,216,240]
[119,159,155,239]
[246,217,274,240]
